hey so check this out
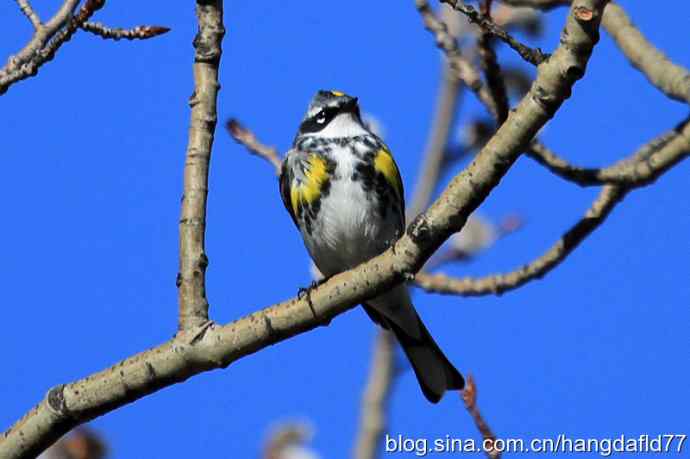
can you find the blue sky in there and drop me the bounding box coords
[1,1,688,458]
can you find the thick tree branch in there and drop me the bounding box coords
[0,2,607,457]
[177,1,224,331]
[415,119,689,296]
[528,119,690,186]
[80,22,171,40]
[441,0,548,65]
[353,331,396,459]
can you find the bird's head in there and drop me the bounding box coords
[298,90,366,137]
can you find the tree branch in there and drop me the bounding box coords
[415,184,627,296]
[477,0,510,125]
[501,1,690,104]
[462,376,501,459]
[0,0,102,95]
[441,0,548,65]
[414,117,689,296]
[601,2,690,105]
[408,60,464,219]
[416,0,499,119]
[353,331,396,459]
[0,2,608,457]
[528,119,690,186]
[15,0,42,30]
[177,1,224,331]
[80,22,171,40]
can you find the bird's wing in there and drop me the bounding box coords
[278,150,299,228]
[279,148,333,229]
[373,145,406,228]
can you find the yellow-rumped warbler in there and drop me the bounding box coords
[279,90,464,403]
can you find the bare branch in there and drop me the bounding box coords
[15,0,42,29]
[227,119,283,175]
[353,331,396,459]
[409,68,464,219]
[441,0,548,65]
[415,185,626,296]
[80,22,171,40]
[416,0,499,119]
[1,0,80,76]
[177,1,224,331]
[416,116,689,296]
[528,118,690,186]
[462,376,501,459]
[502,1,690,103]
[0,2,608,457]
[0,0,104,95]
[477,0,510,125]
[602,3,690,104]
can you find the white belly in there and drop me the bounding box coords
[303,168,399,277]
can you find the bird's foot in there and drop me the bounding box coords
[298,277,331,323]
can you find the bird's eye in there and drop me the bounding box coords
[315,112,327,124]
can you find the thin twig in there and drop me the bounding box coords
[462,376,501,459]
[441,0,549,65]
[416,186,626,296]
[177,1,225,331]
[415,0,498,119]
[15,0,42,29]
[80,22,171,40]
[408,65,464,219]
[0,0,105,95]
[528,118,690,187]
[227,119,283,175]
[477,0,510,125]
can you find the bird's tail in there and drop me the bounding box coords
[364,286,464,403]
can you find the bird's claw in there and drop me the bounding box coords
[297,277,331,322]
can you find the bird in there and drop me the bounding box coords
[279,90,464,403]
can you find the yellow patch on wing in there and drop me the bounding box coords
[330,90,345,97]
[290,155,329,216]
[374,148,403,202]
